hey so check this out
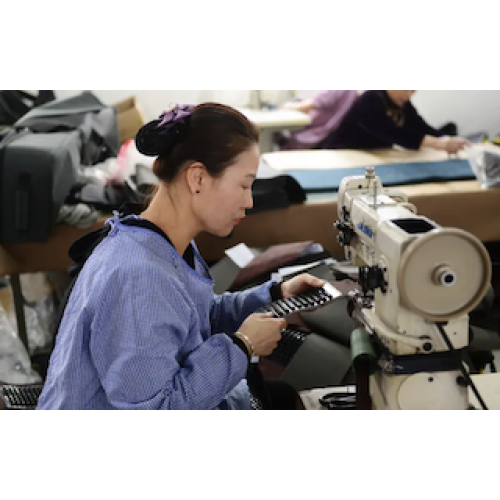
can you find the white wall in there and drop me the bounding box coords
[56,90,255,120]
[412,90,500,136]
[56,89,500,137]
[56,90,294,119]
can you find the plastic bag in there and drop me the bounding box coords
[115,140,155,183]
[466,146,500,189]
[0,303,42,384]
[78,140,156,187]
[6,274,56,355]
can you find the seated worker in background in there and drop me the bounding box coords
[321,90,470,154]
[279,90,358,150]
[37,103,325,410]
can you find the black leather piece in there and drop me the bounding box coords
[300,298,355,347]
[281,333,351,392]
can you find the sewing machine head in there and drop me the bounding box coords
[334,167,492,409]
[335,166,491,323]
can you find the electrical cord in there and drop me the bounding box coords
[319,392,356,410]
[436,323,488,410]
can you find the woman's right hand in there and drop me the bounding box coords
[440,136,470,154]
[238,312,287,356]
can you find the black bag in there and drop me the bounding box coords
[248,174,306,215]
[66,180,144,212]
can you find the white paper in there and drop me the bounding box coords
[224,243,255,268]
[278,258,335,277]
[299,385,356,410]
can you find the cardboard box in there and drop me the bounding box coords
[114,97,146,144]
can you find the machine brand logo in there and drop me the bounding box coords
[358,221,374,239]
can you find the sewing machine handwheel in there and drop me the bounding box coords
[398,228,491,321]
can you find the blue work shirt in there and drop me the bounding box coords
[37,215,275,410]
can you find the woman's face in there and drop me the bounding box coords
[198,143,260,237]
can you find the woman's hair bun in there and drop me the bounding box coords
[135,104,194,157]
[135,120,163,156]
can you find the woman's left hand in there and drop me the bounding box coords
[280,273,327,299]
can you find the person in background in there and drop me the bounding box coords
[279,90,358,150]
[321,90,470,153]
[37,103,324,410]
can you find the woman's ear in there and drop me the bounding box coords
[186,162,206,195]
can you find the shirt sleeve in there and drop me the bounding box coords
[355,92,428,150]
[89,269,249,410]
[313,90,347,111]
[405,102,441,137]
[210,281,274,335]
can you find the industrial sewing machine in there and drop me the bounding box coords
[335,167,492,409]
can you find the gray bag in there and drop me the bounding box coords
[0,92,119,243]
[15,91,120,165]
[0,129,82,243]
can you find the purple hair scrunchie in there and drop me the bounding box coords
[158,104,194,130]
[135,104,195,157]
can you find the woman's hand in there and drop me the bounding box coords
[440,136,470,154]
[423,134,470,154]
[280,273,327,299]
[238,313,287,357]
